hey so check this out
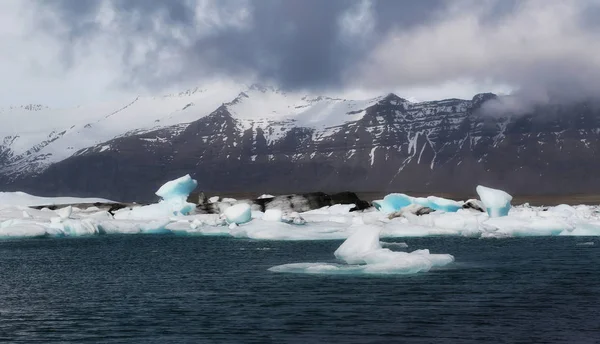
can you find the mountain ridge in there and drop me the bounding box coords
[2,85,599,202]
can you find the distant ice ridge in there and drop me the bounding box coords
[373,194,463,214]
[0,191,112,207]
[269,225,454,275]
[1,178,600,239]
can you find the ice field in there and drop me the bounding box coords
[1,175,599,274]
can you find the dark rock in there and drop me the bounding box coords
[387,205,436,219]
[330,191,371,211]
[108,203,128,215]
[462,199,485,212]
[255,191,370,213]
[415,207,436,216]
[187,191,207,205]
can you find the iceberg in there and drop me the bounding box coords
[224,203,252,224]
[373,193,412,213]
[476,185,512,217]
[113,175,198,220]
[269,224,455,275]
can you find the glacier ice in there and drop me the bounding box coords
[56,206,72,220]
[419,196,463,212]
[373,193,412,213]
[155,174,198,216]
[224,203,252,224]
[476,185,513,217]
[374,193,462,214]
[113,175,198,220]
[4,179,600,240]
[334,225,382,264]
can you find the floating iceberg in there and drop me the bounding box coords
[224,203,252,224]
[155,174,198,215]
[269,224,455,275]
[114,175,198,220]
[374,193,462,214]
[476,185,512,217]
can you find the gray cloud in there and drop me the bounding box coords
[3,0,600,109]
[36,0,446,93]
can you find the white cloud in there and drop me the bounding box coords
[1,0,599,109]
[0,0,255,108]
[353,0,600,102]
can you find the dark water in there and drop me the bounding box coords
[0,235,598,343]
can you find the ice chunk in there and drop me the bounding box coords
[334,225,382,264]
[56,206,72,220]
[155,174,198,215]
[476,185,512,217]
[258,194,275,199]
[263,209,283,222]
[224,203,252,224]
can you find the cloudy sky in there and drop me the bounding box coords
[1,0,599,107]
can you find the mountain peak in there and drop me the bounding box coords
[381,93,409,104]
[226,92,250,106]
[248,83,280,94]
[472,92,497,105]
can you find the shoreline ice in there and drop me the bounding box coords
[1,177,600,240]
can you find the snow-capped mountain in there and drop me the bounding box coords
[2,84,600,201]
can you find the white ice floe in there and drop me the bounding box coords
[2,179,600,240]
[262,209,283,222]
[0,191,113,207]
[269,224,454,275]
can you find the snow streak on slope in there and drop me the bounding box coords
[226,86,382,144]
